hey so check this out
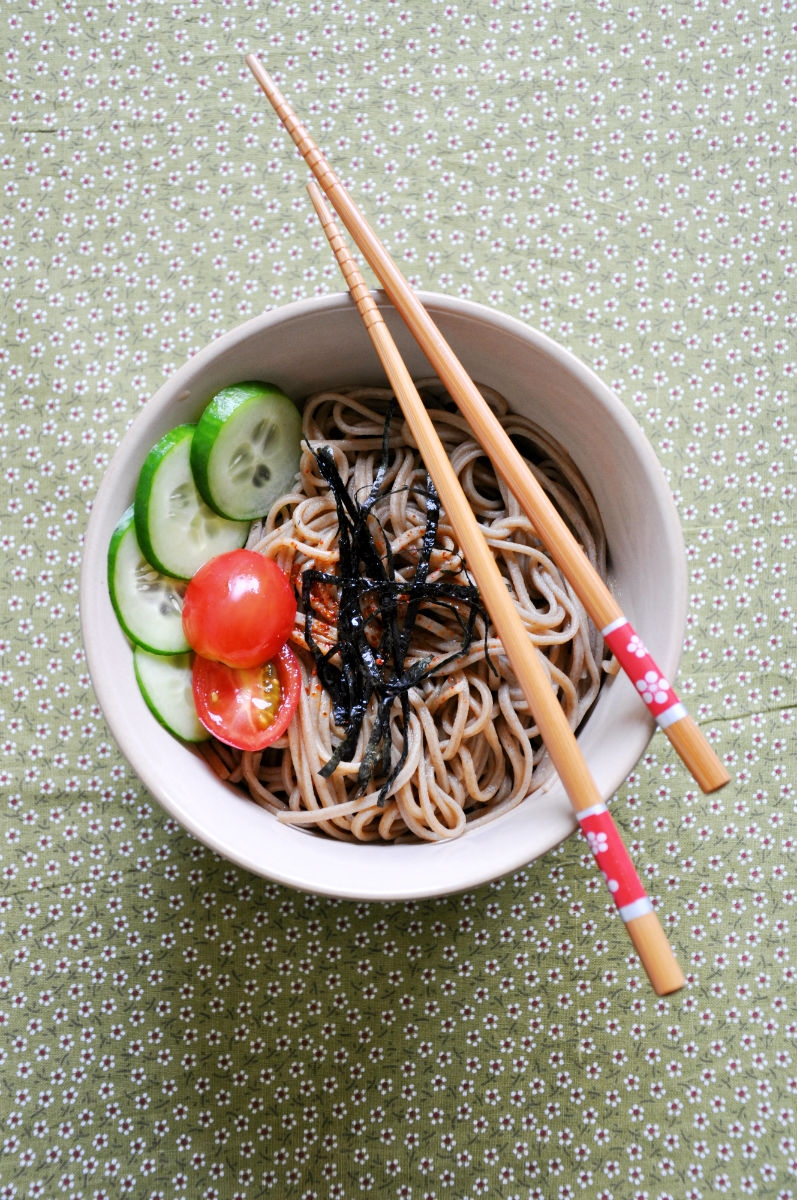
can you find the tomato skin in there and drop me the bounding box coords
[182,549,296,669]
[192,642,302,752]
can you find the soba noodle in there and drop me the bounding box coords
[201,382,613,843]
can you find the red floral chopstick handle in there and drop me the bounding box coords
[577,802,652,923]
[602,618,687,730]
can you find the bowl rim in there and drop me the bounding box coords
[80,291,687,900]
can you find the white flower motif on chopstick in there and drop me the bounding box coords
[636,670,671,706]
[627,633,648,658]
[586,829,609,856]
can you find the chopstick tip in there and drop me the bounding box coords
[245,53,274,92]
[306,179,330,218]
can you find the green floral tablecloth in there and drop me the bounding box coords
[2,1,795,1196]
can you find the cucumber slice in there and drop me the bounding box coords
[134,424,249,579]
[133,647,209,743]
[191,382,302,521]
[108,506,190,654]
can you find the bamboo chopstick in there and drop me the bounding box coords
[306,180,684,996]
[246,54,729,797]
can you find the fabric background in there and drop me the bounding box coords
[1,1,795,1197]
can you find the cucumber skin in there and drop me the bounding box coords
[107,505,138,639]
[191,381,302,521]
[134,423,248,579]
[107,506,190,655]
[133,648,209,743]
[134,424,196,576]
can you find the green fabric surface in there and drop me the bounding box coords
[1,1,795,1197]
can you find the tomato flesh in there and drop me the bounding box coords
[192,642,302,752]
[182,548,296,669]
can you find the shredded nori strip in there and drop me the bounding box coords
[302,401,487,806]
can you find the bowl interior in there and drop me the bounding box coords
[80,292,686,900]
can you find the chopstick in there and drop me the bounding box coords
[306,180,684,996]
[246,54,729,797]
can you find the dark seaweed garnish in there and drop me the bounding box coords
[301,401,488,806]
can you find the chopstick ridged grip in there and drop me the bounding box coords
[307,181,685,997]
[310,192,379,326]
[246,57,340,194]
[246,55,729,796]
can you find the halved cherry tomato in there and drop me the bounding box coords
[192,642,302,752]
[182,548,296,669]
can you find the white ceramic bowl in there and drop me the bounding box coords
[81,292,686,900]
